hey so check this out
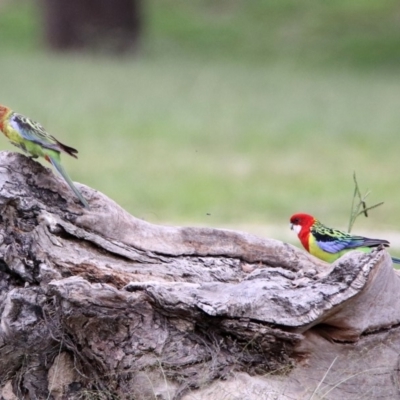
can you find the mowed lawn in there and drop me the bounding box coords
[1,0,400,252]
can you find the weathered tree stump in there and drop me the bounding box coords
[0,151,400,399]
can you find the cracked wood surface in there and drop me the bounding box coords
[0,152,400,399]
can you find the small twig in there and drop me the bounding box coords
[158,359,172,400]
[347,172,383,233]
[309,356,338,400]
[320,366,389,398]
[46,340,64,400]
[354,202,384,218]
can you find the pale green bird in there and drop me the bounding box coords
[0,104,89,208]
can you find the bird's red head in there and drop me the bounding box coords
[0,104,11,122]
[290,213,316,236]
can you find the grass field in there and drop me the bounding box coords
[1,0,400,250]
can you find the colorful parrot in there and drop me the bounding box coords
[290,213,400,264]
[0,104,89,208]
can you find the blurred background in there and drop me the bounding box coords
[1,0,400,249]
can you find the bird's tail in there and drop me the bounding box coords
[47,155,90,209]
[392,257,400,265]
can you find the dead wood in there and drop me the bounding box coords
[0,151,399,400]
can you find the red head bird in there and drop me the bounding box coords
[290,212,400,264]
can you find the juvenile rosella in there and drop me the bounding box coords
[290,213,400,264]
[0,104,89,208]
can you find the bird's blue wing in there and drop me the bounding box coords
[315,235,359,254]
[311,224,388,254]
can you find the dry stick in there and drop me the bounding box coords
[157,359,172,400]
[308,356,338,400]
[347,172,383,233]
[46,340,64,400]
[320,366,390,399]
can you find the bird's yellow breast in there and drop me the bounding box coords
[308,235,372,263]
[1,119,47,158]
[308,235,341,263]
[2,120,23,145]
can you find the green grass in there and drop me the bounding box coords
[1,0,400,243]
[147,0,400,68]
[0,0,40,51]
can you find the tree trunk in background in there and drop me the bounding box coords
[1,151,400,399]
[41,0,141,53]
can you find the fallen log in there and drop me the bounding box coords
[0,152,399,400]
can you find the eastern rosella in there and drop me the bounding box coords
[0,104,89,208]
[290,213,400,264]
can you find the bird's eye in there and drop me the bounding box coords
[293,218,299,224]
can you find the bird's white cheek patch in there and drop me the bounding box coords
[292,224,301,234]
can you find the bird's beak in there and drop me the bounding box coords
[290,223,294,231]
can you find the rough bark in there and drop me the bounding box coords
[0,151,400,399]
